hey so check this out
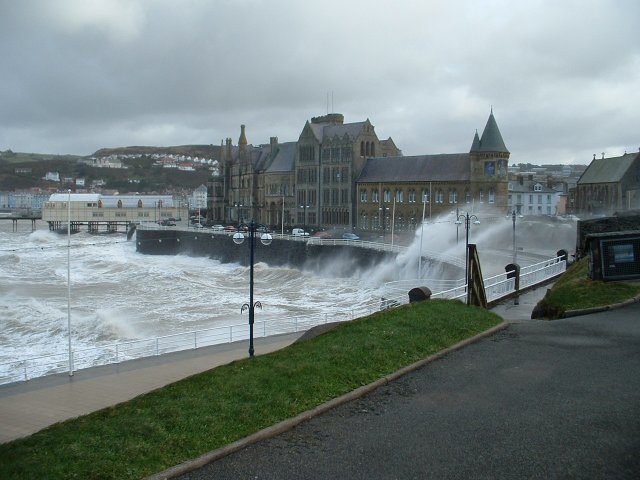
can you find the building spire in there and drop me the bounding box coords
[239,124,248,147]
[478,109,509,153]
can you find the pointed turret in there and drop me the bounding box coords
[470,130,481,152]
[478,110,509,153]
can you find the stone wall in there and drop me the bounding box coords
[134,229,400,277]
[576,211,640,257]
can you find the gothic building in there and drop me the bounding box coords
[574,151,640,216]
[355,110,510,232]
[208,110,509,233]
[207,113,401,229]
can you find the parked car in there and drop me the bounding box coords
[342,232,360,241]
[211,224,225,231]
[292,228,310,237]
[224,225,237,233]
[312,231,332,239]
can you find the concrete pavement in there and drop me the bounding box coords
[0,333,302,444]
[171,299,640,480]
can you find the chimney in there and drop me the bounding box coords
[270,136,278,158]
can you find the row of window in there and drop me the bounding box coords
[321,146,353,163]
[358,213,418,231]
[359,188,496,204]
[509,194,553,205]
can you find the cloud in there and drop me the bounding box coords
[0,0,638,164]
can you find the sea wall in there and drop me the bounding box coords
[135,229,397,276]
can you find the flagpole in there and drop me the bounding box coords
[67,190,73,376]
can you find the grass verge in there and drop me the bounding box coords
[535,257,640,318]
[0,300,500,479]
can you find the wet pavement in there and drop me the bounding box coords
[171,289,640,480]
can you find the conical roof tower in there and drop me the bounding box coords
[477,109,509,153]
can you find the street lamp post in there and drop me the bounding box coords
[299,204,309,234]
[455,212,480,305]
[233,220,272,357]
[512,210,517,263]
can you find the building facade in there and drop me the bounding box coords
[207,113,402,230]
[355,111,510,234]
[574,151,640,216]
[508,175,561,216]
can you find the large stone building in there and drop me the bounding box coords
[207,113,401,230]
[355,111,510,233]
[573,151,640,216]
[208,110,510,234]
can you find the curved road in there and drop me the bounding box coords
[175,302,640,479]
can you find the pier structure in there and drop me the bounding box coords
[42,193,188,234]
[0,215,40,232]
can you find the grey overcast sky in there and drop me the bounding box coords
[0,0,638,165]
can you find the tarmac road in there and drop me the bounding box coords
[174,302,640,480]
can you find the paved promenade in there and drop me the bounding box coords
[173,298,640,480]
[0,333,302,444]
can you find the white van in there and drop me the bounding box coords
[292,228,309,237]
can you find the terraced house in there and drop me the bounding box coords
[208,110,510,234]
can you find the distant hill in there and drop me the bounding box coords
[93,144,220,158]
[0,147,213,192]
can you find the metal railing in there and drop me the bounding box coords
[0,253,566,386]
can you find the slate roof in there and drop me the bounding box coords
[356,154,471,183]
[578,153,639,184]
[251,146,273,171]
[266,142,297,173]
[322,121,366,141]
[509,180,556,194]
[471,111,509,153]
[307,120,366,143]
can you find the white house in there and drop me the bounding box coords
[508,176,560,216]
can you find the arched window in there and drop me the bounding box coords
[464,189,471,203]
[395,189,403,203]
[371,143,375,156]
[137,199,143,208]
[117,199,123,208]
[365,142,370,156]
[408,189,416,203]
[448,189,457,204]
[372,190,380,203]
[360,141,365,156]
[435,189,444,204]
[383,189,391,203]
[422,189,430,203]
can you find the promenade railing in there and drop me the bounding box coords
[0,246,565,385]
